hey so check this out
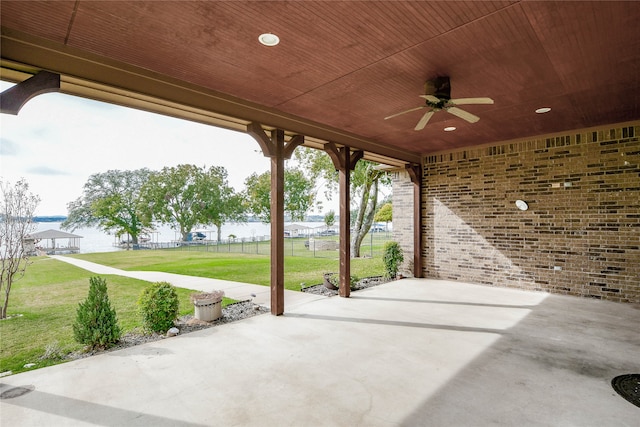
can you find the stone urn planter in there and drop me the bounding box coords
[323,273,339,290]
[323,273,360,291]
[191,290,224,322]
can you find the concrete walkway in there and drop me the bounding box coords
[49,255,325,309]
[1,278,639,426]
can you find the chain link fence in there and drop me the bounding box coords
[165,231,393,258]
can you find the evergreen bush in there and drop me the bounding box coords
[73,276,121,350]
[382,241,404,279]
[137,281,179,332]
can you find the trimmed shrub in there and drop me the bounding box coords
[73,276,121,350]
[137,281,179,333]
[382,241,404,279]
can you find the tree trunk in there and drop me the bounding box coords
[351,178,378,257]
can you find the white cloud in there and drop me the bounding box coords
[1,81,272,215]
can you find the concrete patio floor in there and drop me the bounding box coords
[1,279,638,426]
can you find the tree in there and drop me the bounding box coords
[0,179,40,319]
[244,168,315,223]
[294,147,390,257]
[374,202,392,230]
[283,168,315,221]
[324,209,336,229]
[61,169,152,246]
[141,164,244,241]
[199,167,247,242]
[349,161,388,256]
[244,171,271,223]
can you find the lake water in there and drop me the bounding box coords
[34,221,331,254]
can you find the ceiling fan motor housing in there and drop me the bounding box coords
[424,76,451,100]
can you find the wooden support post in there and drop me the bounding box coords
[247,122,304,315]
[324,142,363,297]
[406,163,423,278]
[0,71,61,115]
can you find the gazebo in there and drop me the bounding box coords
[283,223,311,238]
[26,229,83,255]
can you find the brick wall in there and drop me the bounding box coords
[395,122,640,303]
[391,169,415,275]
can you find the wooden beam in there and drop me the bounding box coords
[247,124,287,315]
[324,143,363,297]
[406,163,423,278]
[0,70,60,114]
[269,128,286,315]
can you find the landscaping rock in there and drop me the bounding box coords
[66,300,269,362]
[186,318,210,326]
[302,275,389,296]
[166,327,179,337]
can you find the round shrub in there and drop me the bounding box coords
[137,281,179,333]
[73,276,121,350]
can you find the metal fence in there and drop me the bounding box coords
[156,232,393,258]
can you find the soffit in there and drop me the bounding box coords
[1,1,638,160]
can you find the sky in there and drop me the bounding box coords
[0,80,281,216]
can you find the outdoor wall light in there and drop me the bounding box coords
[444,126,456,132]
[535,107,551,114]
[258,33,280,46]
[515,200,529,211]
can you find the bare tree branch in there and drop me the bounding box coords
[1,179,40,319]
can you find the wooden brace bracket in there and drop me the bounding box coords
[247,122,304,159]
[0,71,61,115]
[405,163,422,185]
[324,142,364,171]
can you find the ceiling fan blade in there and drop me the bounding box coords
[414,110,435,131]
[419,95,440,103]
[384,106,425,120]
[449,97,494,105]
[447,106,480,123]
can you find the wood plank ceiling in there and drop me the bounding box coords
[1,1,638,160]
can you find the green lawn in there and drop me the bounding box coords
[0,257,233,375]
[72,250,385,291]
[1,250,385,375]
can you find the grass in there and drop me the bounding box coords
[1,248,385,375]
[0,257,234,375]
[72,250,385,291]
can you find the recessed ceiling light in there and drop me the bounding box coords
[535,107,551,114]
[258,33,280,46]
[444,126,456,132]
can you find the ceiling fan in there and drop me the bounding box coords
[385,77,494,131]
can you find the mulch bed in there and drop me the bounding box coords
[66,301,269,360]
[301,275,390,296]
[65,277,390,361]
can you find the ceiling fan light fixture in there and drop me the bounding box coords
[535,107,551,114]
[258,33,280,46]
[444,126,456,132]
